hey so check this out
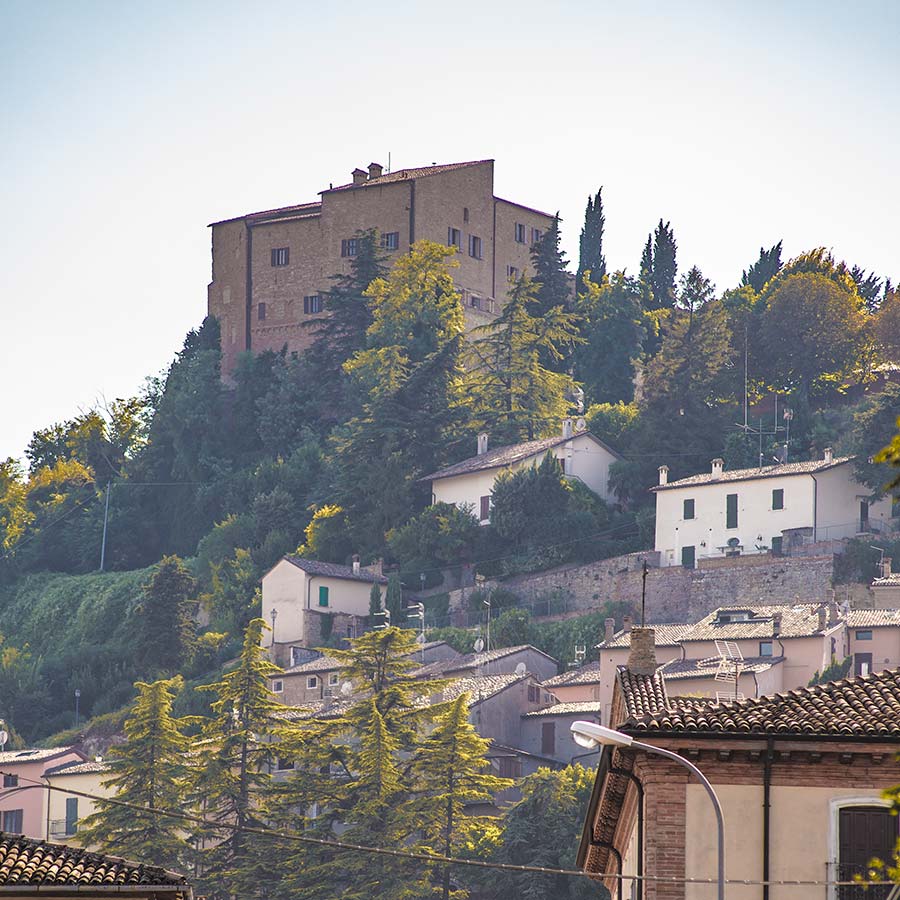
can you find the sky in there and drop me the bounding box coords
[2,0,898,463]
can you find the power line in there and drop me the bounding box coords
[6,771,898,888]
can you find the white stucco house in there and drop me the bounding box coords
[261,556,387,657]
[652,449,895,567]
[422,418,621,523]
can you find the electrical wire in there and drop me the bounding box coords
[6,771,898,888]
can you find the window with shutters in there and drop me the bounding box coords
[65,798,78,835]
[681,546,695,569]
[514,223,526,243]
[531,227,543,245]
[498,756,522,778]
[772,488,784,510]
[856,630,873,641]
[257,302,266,321]
[341,238,358,258]
[2,810,22,834]
[759,641,773,657]
[271,679,284,693]
[838,806,897,900]
[683,498,695,520]
[318,585,329,607]
[468,235,483,259]
[726,493,738,529]
[507,265,519,280]
[381,231,399,251]
[463,207,469,223]
[448,227,462,249]
[527,684,540,703]
[307,676,319,689]
[2,774,17,787]
[303,295,322,314]
[479,496,490,522]
[541,722,556,756]
[271,247,289,266]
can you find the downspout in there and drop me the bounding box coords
[592,840,623,900]
[307,575,315,611]
[244,221,253,353]
[611,767,644,900]
[762,736,774,900]
[408,181,416,247]
[491,198,497,300]
[810,473,819,543]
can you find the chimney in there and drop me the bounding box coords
[604,617,615,643]
[477,432,489,456]
[562,418,574,439]
[627,627,658,677]
[817,606,827,632]
[828,599,840,625]
[711,458,724,479]
[823,447,833,464]
[623,615,633,634]
[658,465,669,486]
[352,554,361,576]
[367,162,383,180]
[351,168,367,186]
[884,558,893,578]
[772,612,782,637]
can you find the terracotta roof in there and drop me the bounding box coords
[44,760,110,776]
[283,556,388,584]
[624,666,900,738]
[680,603,837,641]
[651,456,853,491]
[274,699,353,721]
[873,574,900,586]
[0,833,188,888]
[281,654,343,676]
[617,668,671,719]
[847,609,900,627]
[439,672,529,705]
[324,160,492,193]
[522,701,603,718]
[209,200,322,227]
[422,431,619,482]
[659,655,783,680]
[0,748,82,765]
[411,644,558,679]
[597,624,692,649]
[541,661,602,687]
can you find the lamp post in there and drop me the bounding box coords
[571,721,725,900]
[74,689,81,729]
[270,607,278,646]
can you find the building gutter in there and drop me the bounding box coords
[408,181,416,247]
[762,736,774,900]
[491,198,497,300]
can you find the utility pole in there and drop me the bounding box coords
[99,481,111,571]
[641,560,649,626]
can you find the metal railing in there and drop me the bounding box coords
[48,819,77,838]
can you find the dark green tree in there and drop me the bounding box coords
[645,218,678,310]
[677,265,716,333]
[530,215,572,317]
[368,581,383,619]
[852,385,900,496]
[383,575,405,630]
[741,241,783,292]
[577,188,606,288]
[850,265,885,314]
[78,677,193,872]
[137,555,196,672]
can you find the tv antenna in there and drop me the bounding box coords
[714,640,745,702]
[735,393,788,468]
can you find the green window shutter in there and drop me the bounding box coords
[772,488,784,510]
[683,498,695,520]
[681,546,696,569]
[726,494,738,529]
[318,585,329,607]
[65,797,78,835]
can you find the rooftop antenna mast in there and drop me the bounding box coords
[714,640,745,702]
[641,560,649,626]
[735,393,786,468]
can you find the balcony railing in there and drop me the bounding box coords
[832,863,894,900]
[49,819,77,839]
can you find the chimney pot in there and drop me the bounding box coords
[658,465,669,486]
[711,458,725,479]
[816,606,827,631]
[823,447,833,464]
[351,168,367,186]
[828,600,839,625]
[352,554,360,576]
[477,432,489,456]
[772,612,782,636]
[562,418,574,439]
[367,162,383,180]
[604,618,615,643]
[627,627,658,677]
[623,615,633,634]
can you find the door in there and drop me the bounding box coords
[541,722,556,757]
[839,806,897,900]
[854,653,873,677]
[681,546,696,569]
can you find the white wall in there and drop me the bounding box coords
[814,466,893,539]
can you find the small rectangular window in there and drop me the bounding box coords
[448,227,462,249]
[527,684,540,703]
[2,810,23,834]
[2,774,17,787]
[759,641,774,657]
[772,488,784,510]
[303,295,322,314]
[65,797,78,836]
[271,247,289,267]
[726,493,738,529]
[531,227,543,245]
[463,207,470,223]
[341,238,358,258]
[328,672,340,686]
[856,630,873,641]
[257,302,266,321]
[276,758,295,771]
[470,295,481,310]
[683,498,695,520]
[479,495,491,522]
[271,679,284,693]
[468,235,483,259]
[307,676,319,689]
[541,721,556,756]
[507,265,519,280]
[381,231,399,251]
[318,585,329,607]
[514,223,526,243]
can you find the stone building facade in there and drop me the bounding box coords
[207,159,556,377]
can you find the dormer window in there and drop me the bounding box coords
[717,610,752,624]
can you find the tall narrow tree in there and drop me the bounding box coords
[577,189,606,288]
[649,218,678,310]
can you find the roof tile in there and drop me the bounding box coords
[651,456,853,491]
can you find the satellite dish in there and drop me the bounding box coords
[515,662,527,677]
[340,681,353,697]
[416,633,426,644]
[473,637,485,653]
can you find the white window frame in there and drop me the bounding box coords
[827,797,893,900]
[271,679,284,693]
[307,676,319,689]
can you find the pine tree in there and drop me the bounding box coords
[649,218,678,310]
[741,241,783,293]
[577,188,606,289]
[137,555,196,672]
[529,215,572,317]
[78,677,193,872]
[467,274,582,443]
[408,694,512,900]
[189,618,285,899]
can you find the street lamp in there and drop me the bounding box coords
[571,721,725,900]
[270,607,278,646]
[74,689,81,729]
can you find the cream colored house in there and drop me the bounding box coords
[652,450,895,568]
[261,556,387,659]
[578,628,900,900]
[871,558,900,607]
[43,759,112,845]
[423,419,621,523]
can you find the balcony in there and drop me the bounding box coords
[49,819,77,839]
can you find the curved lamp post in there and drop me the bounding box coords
[571,721,725,900]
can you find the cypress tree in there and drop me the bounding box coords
[650,218,678,310]
[577,188,606,288]
[137,555,196,673]
[78,677,192,872]
[529,215,571,317]
[741,241,783,293]
[368,581,383,619]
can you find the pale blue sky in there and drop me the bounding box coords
[2,0,898,462]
